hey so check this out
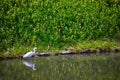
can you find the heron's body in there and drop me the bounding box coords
[23,47,37,58]
[23,51,35,58]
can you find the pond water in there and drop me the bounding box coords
[0,53,120,80]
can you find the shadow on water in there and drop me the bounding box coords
[0,53,120,80]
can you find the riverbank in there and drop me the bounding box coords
[0,40,120,60]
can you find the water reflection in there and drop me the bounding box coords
[0,53,120,80]
[23,61,36,71]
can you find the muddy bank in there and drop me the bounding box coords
[0,48,120,60]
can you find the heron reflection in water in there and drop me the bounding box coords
[23,61,36,71]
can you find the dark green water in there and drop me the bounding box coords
[0,53,120,80]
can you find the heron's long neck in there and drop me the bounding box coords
[33,50,37,53]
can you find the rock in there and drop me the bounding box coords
[37,52,50,57]
[58,50,76,55]
[113,49,120,53]
[80,49,93,54]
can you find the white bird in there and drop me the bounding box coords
[23,61,36,71]
[23,47,37,58]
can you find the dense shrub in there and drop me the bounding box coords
[0,0,120,51]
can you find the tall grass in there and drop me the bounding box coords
[0,0,120,53]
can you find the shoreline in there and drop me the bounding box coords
[0,48,120,61]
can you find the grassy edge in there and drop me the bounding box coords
[0,40,120,57]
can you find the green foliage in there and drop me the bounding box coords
[0,0,120,52]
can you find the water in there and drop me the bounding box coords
[0,53,120,80]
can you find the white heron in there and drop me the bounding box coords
[23,61,36,71]
[23,47,37,58]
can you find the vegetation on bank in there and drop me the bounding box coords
[0,40,120,57]
[0,0,120,56]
